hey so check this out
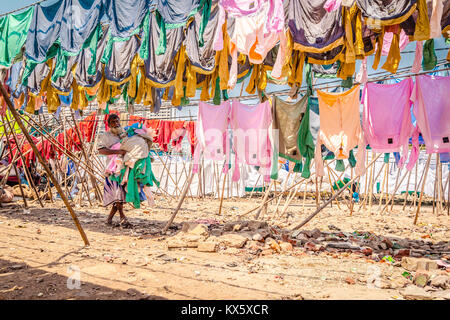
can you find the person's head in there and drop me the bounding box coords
[108,114,123,136]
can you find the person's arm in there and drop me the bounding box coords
[98,147,126,156]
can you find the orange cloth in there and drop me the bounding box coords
[314,85,366,177]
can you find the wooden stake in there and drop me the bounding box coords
[414,154,432,225]
[0,82,89,246]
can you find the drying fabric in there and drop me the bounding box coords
[357,0,418,26]
[430,0,444,38]
[104,35,140,84]
[314,85,366,177]
[443,0,450,37]
[157,0,203,26]
[271,95,315,179]
[382,28,409,56]
[75,27,109,88]
[324,0,342,12]
[26,61,51,95]
[214,0,284,51]
[186,121,197,155]
[51,55,77,93]
[288,0,345,53]
[227,1,286,88]
[312,63,339,78]
[143,14,184,86]
[26,0,104,63]
[106,0,152,39]
[155,0,209,55]
[0,6,34,67]
[193,101,231,174]
[185,0,220,73]
[363,78,419,170]
[6,62,26,98]
[230,99,273,183]
[422,39,437,70]
[411,74,450,153]
[410,40,424,73]
[355,57,368,83]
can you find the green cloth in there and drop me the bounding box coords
[270,97,315,180]
[139,10,151,60]
[110,156,160,209]
[384,152,390,163]
[0,6,34,67]
[155,11,167,55]
[422,39,437,71]
[298,102,315,178]
[335,160,345,172]
[341,76,353,88]
[213,76,221,105]
[156,0,211,55]
[348,149,356,168]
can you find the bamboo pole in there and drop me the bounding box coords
[0,82,89,246]
[414,154,432,225]
[291,153,382,230]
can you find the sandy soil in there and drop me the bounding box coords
[0,194,449,300]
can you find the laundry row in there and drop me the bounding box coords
[0,0,449,114]
[194,74,450,181]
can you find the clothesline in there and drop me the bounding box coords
[0,0,47,17]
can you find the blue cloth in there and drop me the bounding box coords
[6,62,26,98]
[59,92,73,107]
[156,0,202,26]
[440,153,450,163]
[26,0,104,63]
[106,0,153,39]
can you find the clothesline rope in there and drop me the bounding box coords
[0,0,48,17]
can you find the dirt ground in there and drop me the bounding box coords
[0,194,449,300]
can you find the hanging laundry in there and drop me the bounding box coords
[314,85,366,177]
[214,0,284,51]
[6,62,26,99]
[288,0,345,58]
[106,0,153,39]
[142,13,184,86]
[26,0,104,63]
[363,78,419,171]
[193,101,231,174]
[51,55,77,94]
[104,35,141,84]
[271,95,315,179]
[230,99,273,183]
[411,74,450,154]
[429,0,444,38]
[185,0,220,74]
[75,26,109,89]
[225,1,286,88]
[382,28,409,56]
[26,61,51,96]
[0,6,34,68]
[442,0,450,38]
[157,0,204,26]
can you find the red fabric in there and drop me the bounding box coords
[78,112,98,142]
[171,121,186,152]
[156,120,172,152]
[186,121,197,155]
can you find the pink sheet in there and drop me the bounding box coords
[411,74,450,154]
[230,99,273,183]
[363,78,419,170]
[193,101,231,174]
